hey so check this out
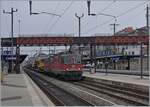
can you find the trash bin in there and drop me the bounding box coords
[90,67,95,74]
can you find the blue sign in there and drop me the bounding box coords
[3,50,12,55]
[2,55,16,62]
[96,50,113,57]
[111,57,120,61]
[5,56,16,60]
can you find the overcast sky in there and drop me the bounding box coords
[0,0,150,55]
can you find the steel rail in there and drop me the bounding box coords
[72,80,149,106]
[24,68,94,106]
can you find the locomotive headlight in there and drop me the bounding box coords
[78,68,81,70]
[66,68,69,71]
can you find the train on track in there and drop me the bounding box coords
[24,52,83,80]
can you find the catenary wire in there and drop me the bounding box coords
[97,1,116,14]
[42,1,61,34]
[123,7,145,23]
[76,0,116,35]
[48,1,74,33]
[82,0,149,35]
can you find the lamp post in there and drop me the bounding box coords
[75,13,84,38]
[1,47,3,76]
[75,13,84,54]
[3,8,18,73]
[146,4,149,71]
[140,42,144,79]
[18,20,21,37]
[87,13,117,71]
[29,0,61,57]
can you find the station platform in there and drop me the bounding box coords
[83,71,149,86]
[1,72,54,106]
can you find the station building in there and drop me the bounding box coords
[70,26,149,71]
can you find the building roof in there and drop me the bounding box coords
[116,26,148,36]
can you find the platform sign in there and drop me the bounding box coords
[2,54,16,62]
[2,54,27,63]
[2,50,12,55]
[3,56,16,61]
[5,56,16,60]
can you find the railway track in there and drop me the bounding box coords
[24,67,149,106]
[72,79,149,106]
[24,68,94,106]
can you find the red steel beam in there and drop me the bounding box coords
[16,35,149,46]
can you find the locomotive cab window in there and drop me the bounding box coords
[61,54,81,64]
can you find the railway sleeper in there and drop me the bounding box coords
[73,82,148,106]
[80,80,149,100]
[24,69,94,106]
[25,69,115,106]
[83,77,149,96]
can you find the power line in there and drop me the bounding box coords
[29,1,61,16]
[42,1,61,33]
[124,7,145,22]
[29,1,61,35]
[83,1,149,35]
[116,0,148,18]
[83,18,114,35]
[97,0,116,14]
[81,1,116,34]
[48,1,74,33]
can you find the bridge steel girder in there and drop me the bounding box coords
[1,35,149,47]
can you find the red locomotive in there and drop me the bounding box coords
[33,52,83,80]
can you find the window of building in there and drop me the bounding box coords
[132,51,134,55]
